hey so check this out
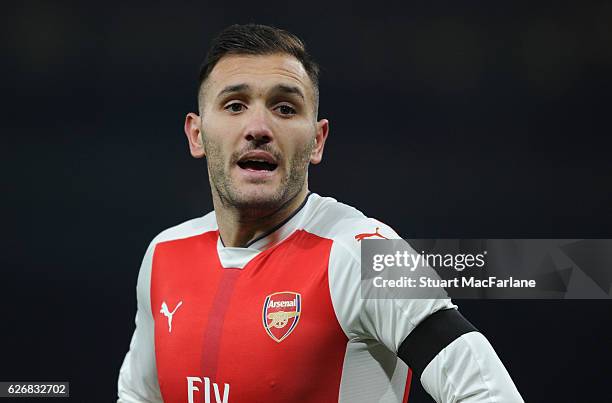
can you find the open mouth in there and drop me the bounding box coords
[236,151,279,172]
[237,160,278,171]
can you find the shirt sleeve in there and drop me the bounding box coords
[117,242,163,403]
[328,220,523,402]
[328,221,456,352]
[420,332,524,402]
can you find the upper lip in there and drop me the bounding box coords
[237,150,278,165]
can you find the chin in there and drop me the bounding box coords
[231,186,285,210]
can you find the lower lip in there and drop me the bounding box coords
[236,166,278,180]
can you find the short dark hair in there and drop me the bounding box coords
[198,24,320,111]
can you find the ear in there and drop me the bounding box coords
[184,112,205,158]
[310,118,329,164]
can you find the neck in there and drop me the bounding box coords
[214,187,310,248]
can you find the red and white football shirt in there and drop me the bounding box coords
[118,193,455,402]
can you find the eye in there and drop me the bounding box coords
[275,104,296,116]
[224,102,246,113]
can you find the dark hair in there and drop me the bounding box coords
[198,24,320,110]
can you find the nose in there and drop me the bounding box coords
[243,105,273,145]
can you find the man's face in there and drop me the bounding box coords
[185,53,328,213]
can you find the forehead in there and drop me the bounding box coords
[203,53,314,102]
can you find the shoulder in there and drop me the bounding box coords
[303,194,400,262]
[149,211,217,250]
[136,211,217,288]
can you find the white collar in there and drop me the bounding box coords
[215,192,317,269]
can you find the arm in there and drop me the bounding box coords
[117,243,163,403]
[397,308,523,403]
[349,222,522,402]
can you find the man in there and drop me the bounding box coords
[118,24,523,402]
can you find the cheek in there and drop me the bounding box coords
[202,111,237,139]
[281,124,316,154]
[202,134,228,164]
[202,122,234,155]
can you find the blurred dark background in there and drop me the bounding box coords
[2,1,611,402]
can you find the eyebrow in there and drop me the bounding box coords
[216,83,305,101]
[271,84,305,101]
[217,83,250,99]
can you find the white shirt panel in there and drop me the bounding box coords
[302,195,455,402]
[337,339,410,403]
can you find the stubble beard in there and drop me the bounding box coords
[204,139,314,219]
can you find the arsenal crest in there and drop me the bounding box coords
[262,292,302,343]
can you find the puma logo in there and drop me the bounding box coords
[160,301,183,333]
[355,227,388,242]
